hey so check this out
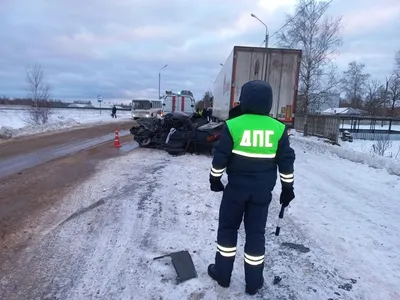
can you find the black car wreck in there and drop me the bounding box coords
[129,112,224,156]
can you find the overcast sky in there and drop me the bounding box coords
[0,0,399,102]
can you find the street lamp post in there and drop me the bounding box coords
[158,64,168,100]
[251,13,269,48]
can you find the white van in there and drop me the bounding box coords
[163,94,196,115]
[131,99,162,119]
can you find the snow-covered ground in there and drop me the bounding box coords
[2,137,399,299]
[292,130,400,162]
[0,106,131,138]
[340,139,400,159]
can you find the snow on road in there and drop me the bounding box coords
[0,106,131,138]
[290,137,400,300]
[1,138,399,300]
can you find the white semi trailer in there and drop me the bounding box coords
[212,46,302,127]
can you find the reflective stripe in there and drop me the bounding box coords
[212,167,225,173]
[232,150,276,158]
[280,173,294,183]
[281,177,294,183]
[217,244,236,258]
[244,253,264,266]
[218,250,236,257]
[279,173,294,178]
[217,244,236,252]
[210,171,223,177]
[244,257,264,265]
[244,253,264,260]
[210,167,225,178]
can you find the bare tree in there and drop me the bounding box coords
[364,80,384,116]
[25,64,52,125]
[202,91,213,108]
[393,146,400,160]
[395,50,400,73]
[341,61,370,109]
[276,0,342,134]
[387,50,400,115]
[388,76,400,115]
[370,135,392,156]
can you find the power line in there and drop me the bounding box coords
[262,0,334,47]
[259,0,314,47]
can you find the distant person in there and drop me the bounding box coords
[196,101,208,119]
[111,105,117,118]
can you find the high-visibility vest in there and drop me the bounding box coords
[226,114,285,159]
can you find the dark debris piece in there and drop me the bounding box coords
[273,276,282,285]
[280,242,311,253]
[338,283,353,291]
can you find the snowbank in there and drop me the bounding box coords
[8,118,81,137]
[0,107,131,139]
[290,133,400,176]
[339,139,400,158]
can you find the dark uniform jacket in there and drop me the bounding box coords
[210,80,295,190]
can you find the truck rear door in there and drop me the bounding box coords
[179,96,195,114]
[163,95,177,113]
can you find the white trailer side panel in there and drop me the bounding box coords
[212,49,234,120]
[232,47,301,124]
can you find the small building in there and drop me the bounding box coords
[321,107,362,116]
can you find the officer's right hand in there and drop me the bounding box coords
[210,179,224,192]
[280,187,295,207]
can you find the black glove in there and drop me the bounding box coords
[280,187,295,207]
[209,176,224,192]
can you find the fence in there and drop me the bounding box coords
[294,114,340,142]
[350,132,400,141]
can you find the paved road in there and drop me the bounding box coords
[0,121,137,253]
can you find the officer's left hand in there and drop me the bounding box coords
[210,181,224,192]
[209,177,224,192]
[280,187,295,207]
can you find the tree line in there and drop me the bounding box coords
[340,57,399,116]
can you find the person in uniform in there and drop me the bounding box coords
[207,80,295,295]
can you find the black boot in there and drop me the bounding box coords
[207,264,230,288]
[245,276,264,295]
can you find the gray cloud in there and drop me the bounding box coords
[0,0,399,102]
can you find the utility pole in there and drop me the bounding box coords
[158,64,168,100]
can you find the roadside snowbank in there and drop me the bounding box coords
[0,107,131,139]
[290,132,400,176]
[339,138,400,159]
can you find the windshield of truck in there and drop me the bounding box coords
[132,100,151,110]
